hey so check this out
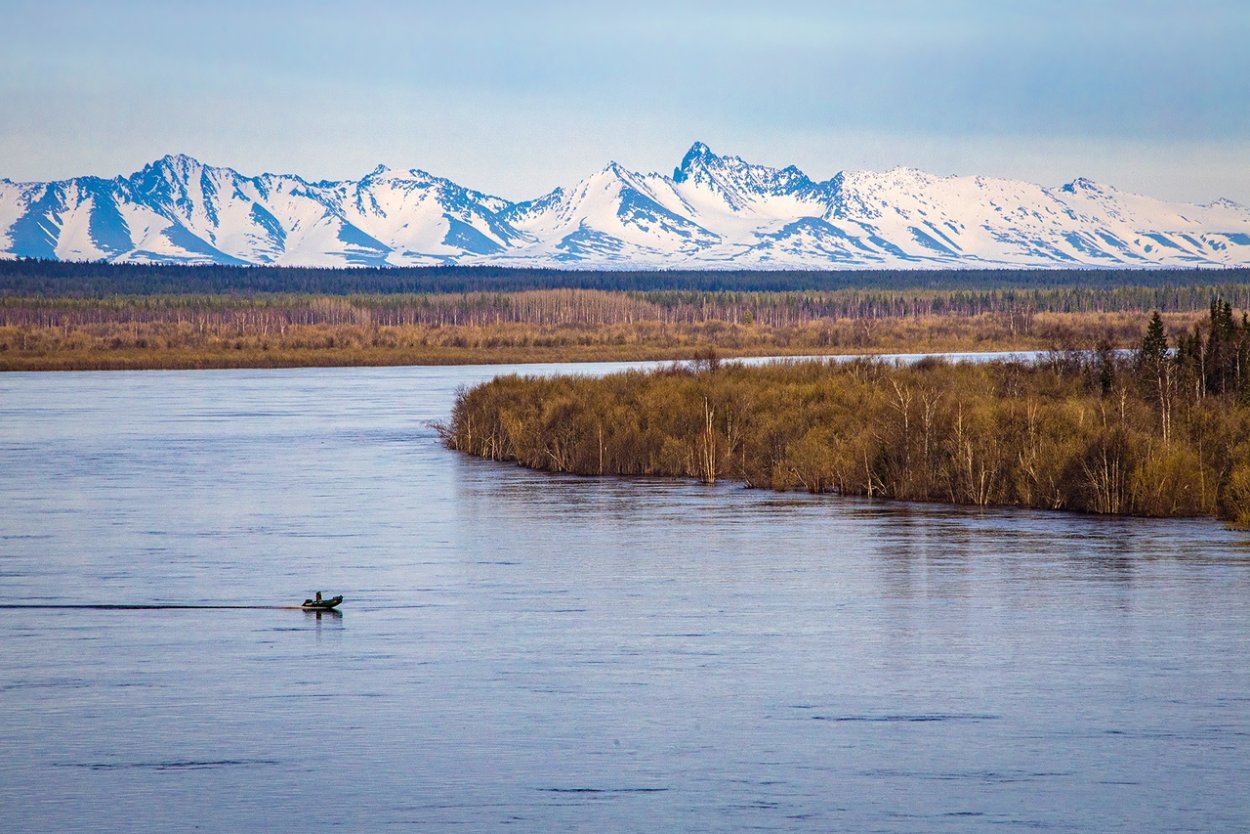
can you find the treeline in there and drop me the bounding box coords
[0,292,1210,371]
[0,289,1222,370]
[2,257,1248,297]
[442,303,1250,524]
[636,285,1250,321]
[5,286,1248,329]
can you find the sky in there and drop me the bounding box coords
[2,0,1248,204]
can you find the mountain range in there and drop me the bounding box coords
[2,142,1248,269]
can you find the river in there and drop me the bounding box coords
[1,362,1248,832]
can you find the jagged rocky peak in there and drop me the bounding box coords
[158,152,195,166]
[130,153,199,201]
[1061,176,1105,195]
[687,139,714,157]
[360,164,442,186]
[136,153,250,195]
[770,163,814,192]
[673,140,814,201]
[148,152,203,176]
[673,140,717,182]
[1205,197,1246,211]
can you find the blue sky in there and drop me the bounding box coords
[3,1,1248,203]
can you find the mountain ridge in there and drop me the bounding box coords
[2,142,1248,269]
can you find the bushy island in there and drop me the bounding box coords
[442,302,1250,524]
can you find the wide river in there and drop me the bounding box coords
[1,362,1248,833]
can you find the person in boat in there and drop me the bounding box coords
[302,591,323,606]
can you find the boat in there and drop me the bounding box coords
[301,594,343,610]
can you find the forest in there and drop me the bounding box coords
[2,257,1248,296]
[6,284,1250,370]
[3,259,1250,370]
[442,301,1250,524]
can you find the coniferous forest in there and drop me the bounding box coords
[443,301,1250,524]
[2,258,1249,297]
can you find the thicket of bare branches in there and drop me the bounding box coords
[444,304,1250,524]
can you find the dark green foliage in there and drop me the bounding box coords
[1203,298,1246,396]
[1139,311,1168,364]
[1170,299,1250,400]
[2,257,1249,302]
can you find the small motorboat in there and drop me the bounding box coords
[301,594,343,610]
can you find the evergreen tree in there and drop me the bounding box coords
[1139,311,1168,365]
[1206,298,1238,395]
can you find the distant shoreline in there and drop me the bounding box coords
[0,344,823,373]
[0,285,1225,372]
[0,339,1143,373]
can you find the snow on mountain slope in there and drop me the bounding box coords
[500,162,720,265]
[3,142,1249,269]
[0,181,22,253]
[325,165,524,263]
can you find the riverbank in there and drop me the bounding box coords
[442,317,1250,524]
[0,292,1204,371]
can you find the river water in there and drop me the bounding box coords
[1,362,1248,833]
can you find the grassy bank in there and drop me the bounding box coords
[442,305,1250,524]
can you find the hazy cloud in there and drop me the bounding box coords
[3,1,1247,202]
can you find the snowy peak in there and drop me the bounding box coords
[673,141,816,208]
[1061,176,1111,196]
[1206,197,1246,211]
[672,141,717,182]
[1,146,1248,269]
[147,152,199,177]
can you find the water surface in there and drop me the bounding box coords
[1,363,1248,832]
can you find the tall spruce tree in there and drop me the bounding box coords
[1140,311,1168,365]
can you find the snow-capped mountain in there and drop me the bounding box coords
[2,143,1248,269]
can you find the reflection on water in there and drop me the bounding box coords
[1,363,1248,833]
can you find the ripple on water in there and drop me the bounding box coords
[809,713,1002,722]
[56,759,282,772]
